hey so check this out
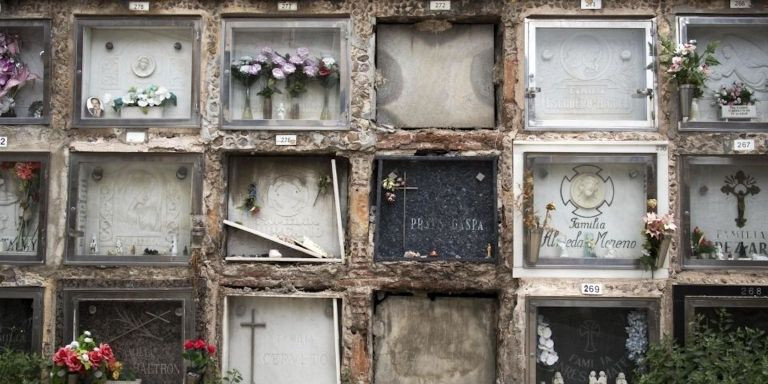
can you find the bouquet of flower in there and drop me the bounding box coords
[51,331,123,384]
[182,339,216,378]
[716,81,756,106]
[317,56,339,89]
[659,37,719,98]
[282,47,319,98]
[0,32,39,117]
[640,199,676,270]
[537,315,558,367]
[253,47,283,99]
[110,85,177,114]
[625,310,648,371]
[520,171,557,231]
[381,172,403,204]
[0,161,41,251]
[691,226,716,257]
[231,56,262,88]
[240,182,260,214]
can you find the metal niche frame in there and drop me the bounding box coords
[65,152,203,265]
[522,152,657,269]
[680,155,768,269]
[526,296,660,384]
[677,16,768,132]
[221,18,350,130]
[0,19,52,125]
[0,152,49,264]
[72,16,201,128]
[524,19,658,131]
[0,287,44,353]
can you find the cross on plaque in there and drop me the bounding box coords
[394,171,419,250]
[579,320,600,353]
[241,309,266,384]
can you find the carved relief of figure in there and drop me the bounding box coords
[711,35,768,90]
[131,55,156,78]
[588,371,598,384]
[122,171,162,233]
[115,239,123,255]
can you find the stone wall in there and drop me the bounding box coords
[0,0,766,383]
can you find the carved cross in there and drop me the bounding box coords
[579,320,601,353]
[241,309,266,383]
[721,170,761,228]
[394,171,419,250]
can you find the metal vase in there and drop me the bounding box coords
[679,84,695,120]
[655,237,672,269]
[527,228,544,265]
[185,372,202,384]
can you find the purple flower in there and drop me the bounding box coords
[272,55,286,66]
[303,65,318,77]
[248,64,261,75]
[261,47,274,55]
[289,55,304,65]
[281,63,296,74]
[297,47,310,58]
[272,68,285,80]
[255,54,269,63]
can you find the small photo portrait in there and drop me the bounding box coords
[87,97,103,118]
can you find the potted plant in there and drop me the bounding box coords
[109,85,177,119]
[640,199,676,271]
[659,37,719,121]
[50,331,139,384]
[0,348,45,384]
[716,81,757,120]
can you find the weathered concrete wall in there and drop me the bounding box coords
[0,1,766,383]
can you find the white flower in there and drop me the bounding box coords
[322,57,336,67]
[137,99,149,107]
[546,352,559,366]
[239,65,251,74]
[69,341,79,349]
[81,353,89,361]
[84,337,93,343]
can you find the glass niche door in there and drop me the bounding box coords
[0,20,51,124]
[222,18,349,129]
[525,20,656,130]
[678,17,768,130]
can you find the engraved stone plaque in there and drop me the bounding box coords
[226,157,348,259]
[376,24,495,128]
[0,298,34,351]
[374,158,497,262]
[528,22,652,127]
[373,295,497,384]
[528,155,653,261]
[225,296,339,384]
[687,24,768,123]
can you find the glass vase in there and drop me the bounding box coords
[262,95,272,120]
[289,94,301,119]
[242,86,253,120]
[320,87,331,120]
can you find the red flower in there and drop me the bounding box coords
[0,161,13,170]
[65,352,84,373]
[88,349,103,367]
[318,66,331,77]
[193,339,206,350]
[52,347,70,366]
[13,162,35,181]
[98,343,114,362]
[207,344,216,355]
[184,340,195,350]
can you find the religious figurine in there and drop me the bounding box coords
[268,249,282,258]
[588,371,598,384]
[556,236,568,258]
[715,244,725,260]
[605,246,617,258]
[183,246,188,256]
[276,102,286,120]
[583,233,597,258]
[115,239,123,256]
[598,371,607,384]
[171,236,178,256]
[552,372,565,384]
[89,235,98,254]
[87,97,103,117]
[615,373,628,384]
[130,244,136,255]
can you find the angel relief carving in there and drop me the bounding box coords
[710,34,768,91]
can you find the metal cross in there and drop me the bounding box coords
[721,170,761,228]
[579,320,601,353]
[394,171,419,250]
[241,309,266,384]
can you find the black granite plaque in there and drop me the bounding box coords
[0,298,34,352]
[374,157,497,262]
[537,307,645,383]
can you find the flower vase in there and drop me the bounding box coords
[655,237,671,269]
[185,372,202,384]
[526,228,544,264]
[289,94,301,119]
[320,87,331,120]
[67,373,80,384]
[242,86,253,120]
[262,96,272,120]
[689,98,699,121]
[678,84,695,121]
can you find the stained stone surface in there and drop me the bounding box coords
[376,23,495,128]
[75,160,193,257]
[226,296,338,384]
[227,157,348,258]
[373,295,497,384]
[375,158,497,262]
[81,25,194,120]
[75,300,185,384]
[688,24,768,122]
[0,298,33,352]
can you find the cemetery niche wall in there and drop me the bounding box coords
[223,294,341,384]
[66,153,202,264]
[673,285,768,344]
[372,293,497,384]
[524,19,656,130]
[678,16,768,130]
[221,18,349,129]
[374,156,497,262]
[224,156,348,262]
[61,288,194,384]
[375,21,496,128]
[681,156,768,267]
[0,153,48,263]
[527,298,659,384]
[0,19,50,124]
[0,287,43,353]
[73,17,200,127]
[513,142,669,278]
